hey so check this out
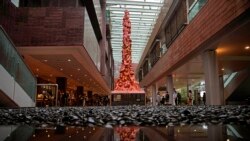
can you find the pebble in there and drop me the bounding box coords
[0,106,249,127]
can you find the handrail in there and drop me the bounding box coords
[224,72,238,88]
[0,26,37,100]
[0,26,35,77]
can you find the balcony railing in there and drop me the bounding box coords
[0,26,36,100]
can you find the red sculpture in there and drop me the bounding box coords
[115,127,139,141]
[114,10,140,91]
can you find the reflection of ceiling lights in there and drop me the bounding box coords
[60,68,63,71]
[202,124,208,129]
[245,46,250,50]
[67,59,71,62]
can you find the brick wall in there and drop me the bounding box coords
[13,7,84,46]
[0,0,84,46]
[0,0,20,37]
[141,0,250,86]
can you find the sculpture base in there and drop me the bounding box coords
[111,90,145,106]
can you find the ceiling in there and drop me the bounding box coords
[106,0,165,63]
[17,46,110,95]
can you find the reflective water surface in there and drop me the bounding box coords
[1,124,249,141]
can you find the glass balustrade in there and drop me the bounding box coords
[0,26,36,100]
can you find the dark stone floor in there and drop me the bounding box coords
[0,105,250,127]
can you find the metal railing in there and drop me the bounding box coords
[224,72,238,88]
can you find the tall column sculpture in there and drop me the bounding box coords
[114,10,140,91]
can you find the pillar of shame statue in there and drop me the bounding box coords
[114,10,141,92]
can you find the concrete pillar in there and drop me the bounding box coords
[219,75,224,105]
[151,84,157,106]
[100,0,106,76]
[203,50,222,105]
[167,75,174,105]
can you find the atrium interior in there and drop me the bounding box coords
[0,0,250,140]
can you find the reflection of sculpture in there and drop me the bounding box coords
[114,10,140,91]
[115,127,139,141]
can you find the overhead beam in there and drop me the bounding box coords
[111,32,151,35]
[111,26,153,29]
[219,56,250,61]
[110,14,158,19]
[111,39,147,43]
[110,16,157,20]
[82,0,102,41]
[106,0,163,7]
[108,7,160,13]
[112,29,153,32]
[112,42,146,45]
[111,35,149,39]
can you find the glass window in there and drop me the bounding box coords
[188,0,207,21]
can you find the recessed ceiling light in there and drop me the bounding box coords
[60,68,63,71]
[77,68,81,71]
[36,68,39,71]
[84,74,87,77]
[49,74,53,77]
[245,46,250,50]
[70,74,73,77]
[221,68,225,71]
[44,59,48,62]
[67,59,71,62]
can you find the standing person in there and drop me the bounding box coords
[173,88,177,105]
[157,92,161,106]
[177,92,182,105]
[203,92,206,105]
[165,92,169,104]
[188,90,193,105]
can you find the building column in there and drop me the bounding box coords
[151,84,157,106]
[167,75,174,105]
[100,0,106,76]
[203,50,222,105]
[87,91,93,106]
[56,77,67,94]
[76,86,84,106]
[219,75,224,105]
